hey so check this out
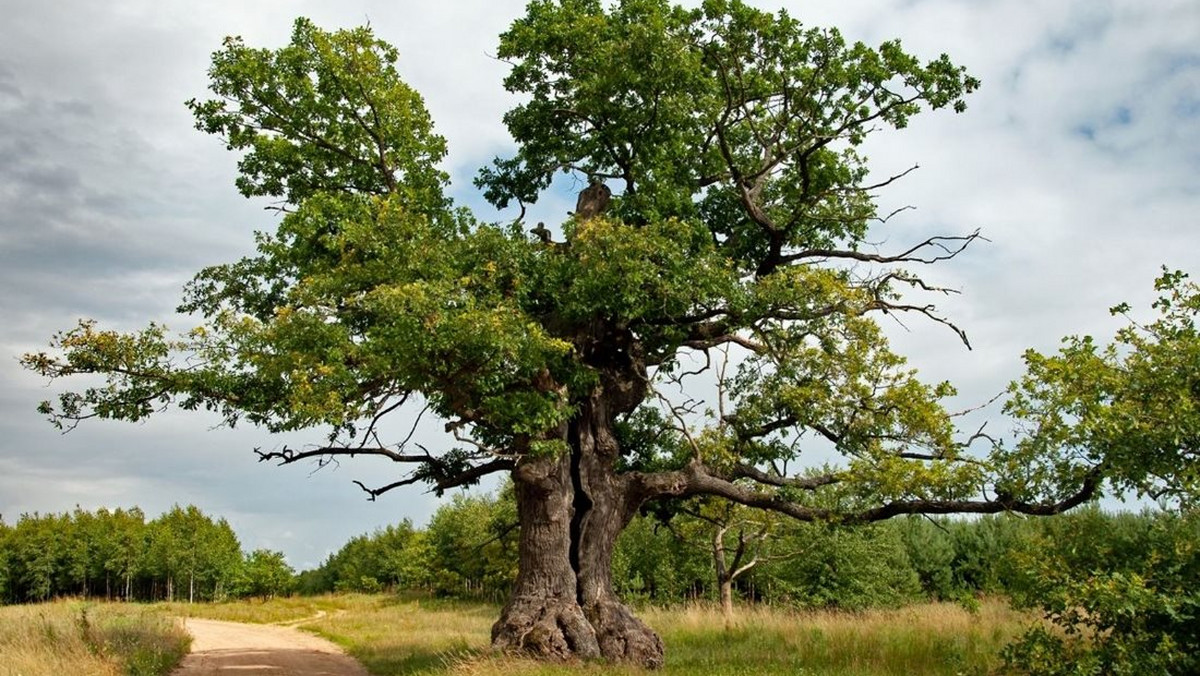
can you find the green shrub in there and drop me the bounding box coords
[1002,510,1200,675]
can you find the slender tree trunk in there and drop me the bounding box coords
[491,393,664,668]
[713,527,735,626]
[719,580,734,625]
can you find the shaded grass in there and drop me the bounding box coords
[297,596,1029,676]
[0,601,190,676]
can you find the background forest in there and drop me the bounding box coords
[3,496,1197,673]
[0,495,1191,611]
[0,505,292,604]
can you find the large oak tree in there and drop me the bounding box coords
[22,0,1135,667]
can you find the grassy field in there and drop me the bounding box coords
[0,595,1030,675]
[0,601,190,676]
[168,594,1031,675]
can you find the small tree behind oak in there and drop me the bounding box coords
[22,2,1139,668]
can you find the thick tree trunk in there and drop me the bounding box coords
[574,397,664,666]
[492,394,664,668]
[491,449,602,660]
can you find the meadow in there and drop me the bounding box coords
[173,593,1031,675]
[0,593,1039,675]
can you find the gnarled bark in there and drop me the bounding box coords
[492,391,664,669]
[491,450,601,661]
[574,396,664,667]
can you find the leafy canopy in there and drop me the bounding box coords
[1003,269,1200,508]
[21,2,1069,515]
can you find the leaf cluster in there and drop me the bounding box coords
[1000,268,1200,507]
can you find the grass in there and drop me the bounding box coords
[641,601,1027,676]
[157,593,349,624]
[0,595,1031,675]
[293,595,1031,675]
[0,600,190,676]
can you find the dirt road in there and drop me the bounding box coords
[172,616,370,676]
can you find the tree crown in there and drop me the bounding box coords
[26,3,1167,521]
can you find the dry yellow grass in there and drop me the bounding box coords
[0,601,190,676]
[0,603,119,676]
[159,593,348,624]
[294,595,1031,676]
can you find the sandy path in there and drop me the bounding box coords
[172,616,370,675]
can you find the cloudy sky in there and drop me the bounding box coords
[1,0,1197,570]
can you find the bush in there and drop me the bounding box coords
[1002,510,1200,675]
[765,522,922,611]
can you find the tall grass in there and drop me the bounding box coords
[643,601,1027,676]
[296,595,1029,675]
[0,601,190,676]
[5,594,1024,675]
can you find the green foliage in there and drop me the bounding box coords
[21,2,991,521]
[997,273,1200,674]
[0,520,10,602]
[762,522,921,610]
[896,517,958,600]
[307,520,434,595]
[482,0,978,230]
[147,505,243,602]
[303,490,517,601]
[425,491,519,599]
[187,18,449,208]
[1002,510,1200,676]
[0,505,282,604]
[235,549,295,600]
[613,513,711,602]
[1000,269,1200,506]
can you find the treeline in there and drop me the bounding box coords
[0,505,293,604]
[297,488,1198,615]
[9,494,1190,624]
[295,492,516,599]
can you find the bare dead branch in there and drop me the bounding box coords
[254,444,434,466]
[780,229,985,267]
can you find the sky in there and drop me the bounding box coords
[1,0,1198,570]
